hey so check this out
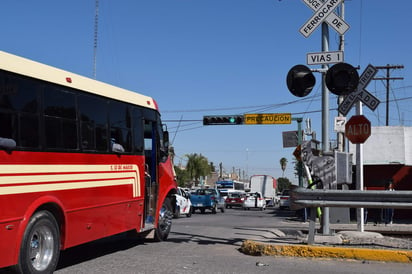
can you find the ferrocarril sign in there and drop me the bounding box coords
[300,0,344,38]
[302,0,349,36]
[244,113,292,125]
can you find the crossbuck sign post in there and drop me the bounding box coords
[300,0,349,38]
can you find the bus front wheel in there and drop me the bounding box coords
[16,210,60,274]
[154,197,173,241]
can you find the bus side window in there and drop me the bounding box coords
[43,86,77,150]
[132,107,144,154]
[0,71,40,149]
[78,94,108,152]
[109,101,131,153]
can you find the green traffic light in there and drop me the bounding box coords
[229,117,235,123]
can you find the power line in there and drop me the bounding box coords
[373,65,404,126]
[161,95,321,114]
[164,95,412,124]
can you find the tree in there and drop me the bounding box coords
[280,157,288,177]
[277,177,292,193]
[174,165,190,187]
[185,153,211,187]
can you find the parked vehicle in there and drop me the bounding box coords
[190,188,225,214]
[243,192,266,210]
[225,192,246,208]
[174,187,192,218]
[249,175,277,206]
[279,189,291,209]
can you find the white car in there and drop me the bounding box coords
[243,192,266,211]
[174,187,192,218]
[279,189,290,210]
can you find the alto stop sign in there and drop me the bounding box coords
[345,115,371,144]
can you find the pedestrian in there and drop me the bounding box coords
[384,179,395,225]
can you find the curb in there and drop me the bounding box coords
[240,240,412,263]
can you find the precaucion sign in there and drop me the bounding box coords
[244,113,292,125]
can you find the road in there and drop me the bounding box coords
[15,207,411,273]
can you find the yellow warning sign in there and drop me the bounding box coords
[244,113,292,125]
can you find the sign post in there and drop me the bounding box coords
[299,0,349,236]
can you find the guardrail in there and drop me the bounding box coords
[291,188,412,209]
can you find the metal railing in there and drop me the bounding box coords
[291,188,412,209]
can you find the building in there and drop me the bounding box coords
[349,126,412,220]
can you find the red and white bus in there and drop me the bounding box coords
[0,51,177,273]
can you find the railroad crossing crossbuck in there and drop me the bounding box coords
[300,0,349,38]
[338,64,381,116]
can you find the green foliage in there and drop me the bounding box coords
[277,177,292,193]
[279,157,288,177]
[185,153,211,186]
[174,165,190,187]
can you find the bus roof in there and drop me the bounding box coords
[0,51,157,111]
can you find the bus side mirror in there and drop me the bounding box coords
[163,131,169,150]
[160,131,169,161]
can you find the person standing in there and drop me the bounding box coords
[384,179,395,225]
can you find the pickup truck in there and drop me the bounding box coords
[190,188,225,214]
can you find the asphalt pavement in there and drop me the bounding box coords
[239,217,412,263]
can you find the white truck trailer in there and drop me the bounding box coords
[249,175,277,206]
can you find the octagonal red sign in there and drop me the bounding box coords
[345,115,371,144]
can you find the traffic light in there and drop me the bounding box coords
[325,63,359,95]
[286,65,316,97]
[203,115,243,125]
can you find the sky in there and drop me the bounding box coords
[1,0,411,184]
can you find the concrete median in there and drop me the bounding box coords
[240,240,412,263]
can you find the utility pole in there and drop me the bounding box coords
[373,65,404,126]
[337,1,345,153]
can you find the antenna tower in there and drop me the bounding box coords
[93,0,99,79]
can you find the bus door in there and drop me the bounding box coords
[143,118,159,226]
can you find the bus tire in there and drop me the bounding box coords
[154,197,173,242]
[16,210,60,274]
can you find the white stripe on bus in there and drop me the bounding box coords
[0,164,140,197]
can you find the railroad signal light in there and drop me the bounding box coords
[286,64,316,97]
[325,63,359,96]
[203,115,244,125]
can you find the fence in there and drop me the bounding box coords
[291,188,412,209]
